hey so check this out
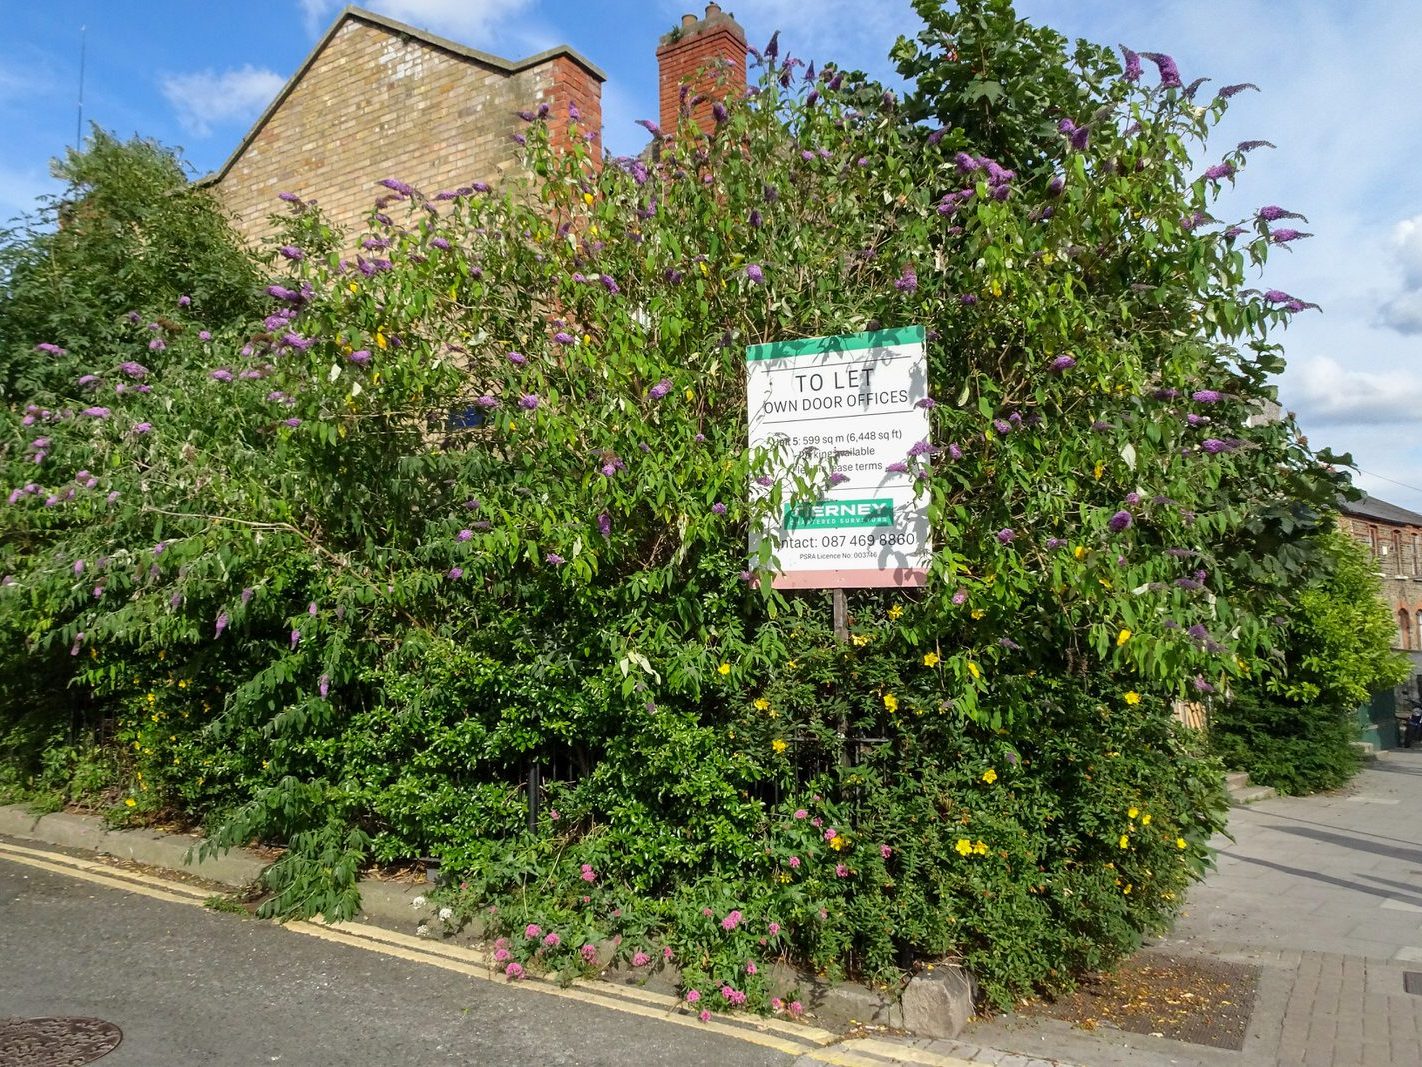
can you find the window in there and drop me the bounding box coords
[1401,609,1412,650]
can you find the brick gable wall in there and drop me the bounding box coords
[213,19,600,247]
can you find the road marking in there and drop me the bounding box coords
[0,839,978,1067]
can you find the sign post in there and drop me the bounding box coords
[746,326,933,589]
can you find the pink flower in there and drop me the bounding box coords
[789,1000,804,1016]
[685,988,701,1004]
[788,856,801,868]
[702,907,714,918]
[721,909,742,931]
[543,932,561,947]
[771,997,784,1011]
[493,947,511,962]
[810,817,823,827]
[580,863,597,882]
[835,864,849,878]
[549,809,560,820]
[881,845,893,859]
[525,924,541,939]
[505,962,524,980]
[793,809,808,820]
[632,950,651,967]
[699,1009,711,1023]
[581,944,598,963]
[745,961,758,975]
[663,946,673,960]
[720,986,734,999]
[823,828,837,841]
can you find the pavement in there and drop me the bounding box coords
[911,750,1422,1067]
[5,753,1422,1065]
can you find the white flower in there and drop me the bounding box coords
[416,923,430,937]
[438,906,453,921]
[411,895,427,908]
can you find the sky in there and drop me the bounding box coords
[4,1,1420,510]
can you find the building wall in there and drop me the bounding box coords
[1342,513,1422,656]
[213,20,598,247]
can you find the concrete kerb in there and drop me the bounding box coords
[0,801,979,1040]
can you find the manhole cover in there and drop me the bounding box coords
[0,1017,123,1065]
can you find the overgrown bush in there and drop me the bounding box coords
[1,0,1346,1011]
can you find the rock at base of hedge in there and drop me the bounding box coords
[890,963,977,1039]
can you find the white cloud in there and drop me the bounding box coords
[1289,356,1422,427]
[160,65,286,137]
[297,0,534,42]
[1378,214,1422,334]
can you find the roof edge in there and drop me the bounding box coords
[198,5,605,188]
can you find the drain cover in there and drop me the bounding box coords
[0,1017,123,1065]
[1405,972,1422,995]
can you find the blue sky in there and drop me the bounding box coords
[5,1,1421,511]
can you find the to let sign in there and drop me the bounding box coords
[745,326,933,589]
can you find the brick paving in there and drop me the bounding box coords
[915,753,1422,1066]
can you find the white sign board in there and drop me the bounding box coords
[746,326,933,589]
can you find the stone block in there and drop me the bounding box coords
[893,964,978,1039]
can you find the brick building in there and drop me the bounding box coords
[1339,493,1422,656]
[204,6,606,245]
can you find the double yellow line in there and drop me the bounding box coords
[0,839,976,1067]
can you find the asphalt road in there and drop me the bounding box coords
[0,856,794,1067]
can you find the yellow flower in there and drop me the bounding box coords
[376,330,388,350]
[146,693,156,704]
[982,768,998,784]
[989,279,1003,297]
[1073,545,1087,561]
[1093,462,1105,480]
[583,192,595,205]
[1119,834,1130,849]
[1116,628,1131,647]
[967,661,981,681]
[772,739,788,754]
[973,841,988,855]
[1128,807,1139,819]
[685,387,695,401]
[1141,813,1152,826]
[887,604,904,620]
[923,652,940,668]
[1176,837,1187,850]
[1123,883,1132,895]
[717,662,731,676]
[786,660,798,670]
[954,838,973,856]
[883,693,899,713]
[753,698,770,711]
[829,835,848,851]
[347,281,360,294]
[124,798,136,808]
[970,609,986,620]
[851,633,871,647]
[1124,691,1141,706]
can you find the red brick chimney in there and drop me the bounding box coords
[656,4,748,136]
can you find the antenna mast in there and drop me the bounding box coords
[76,26,87,149]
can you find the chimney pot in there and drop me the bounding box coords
[705,3,722,16]
[682,13,697,27]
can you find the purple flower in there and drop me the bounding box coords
[959,293,979,306]
[1201,438,1230,454]
[545,552,565,565]
[885,461,909,474]
[1192,389,1222,403]
[36,343,66,356]
[119,361,149,379]
[210,369,234,382]
[349,349,372,366]
[448,567,464,579]
[1203,162,1235,181]
[755,475,774,487]
[473,395,498,410]
[1108,510,1133,533]
[947,443,963,460]
[215,612,228,638]
[599,274,620,294]
[506,351,527,366]
[319,675,330,699]
[199,330,212,341]
[746,264,765,285]
[77,374,100,387]
[597,512,612,537]
[992,419,1012,435]
[131,422,153,435]
[712,502,727,515]
[81,407,111,418]
[278,191,302,204]
[649,378,673,401]
[148,338,166,352]
[1192,675,1216,694]
[430,236,451,251]
[553,331,575,345]
[1141,52,1182,89]
[1048,354,1077,373]
[1217,82,1259,100]
[266,285,301,303]
[1045,537,1066,550]
[1120,45,1142,82]
[283,418,302,428]
[997,528,1015,544]
[279,245,304,261]
[829,471,850,486]
[378,177,417,197]
[1258,205,1306,222]
[916,397,937,410]
[177,294,191,308]
[895,267,918,292]
[1270,228,1311,244]
[518,394,540,410]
